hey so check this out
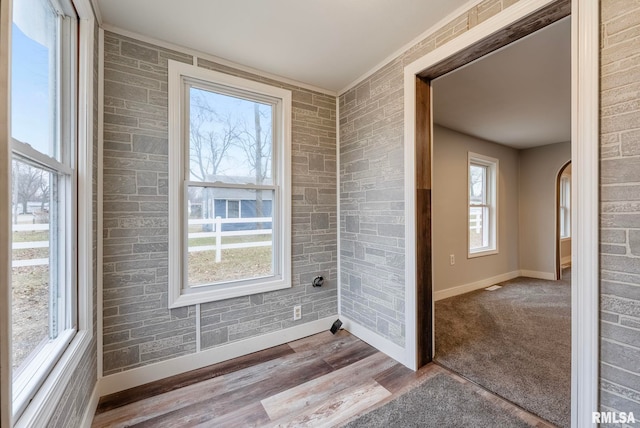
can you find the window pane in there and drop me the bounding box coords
[469,206,488,250]
[187,187,274,287]
[469,164,486,204]
[227,200,239,218]
[11,159,57,376]
[188,87,273,185]
[11,0,59,159]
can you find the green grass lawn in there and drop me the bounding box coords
[188,245,273,286]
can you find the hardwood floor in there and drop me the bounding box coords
[92,331,555,427]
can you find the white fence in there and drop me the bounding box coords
[12,217,273,268]
[12,223,50,268]
[188,216,272,263]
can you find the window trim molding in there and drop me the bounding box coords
[467,152,498,258]
[168,60,292,309]
[10,3,95,426]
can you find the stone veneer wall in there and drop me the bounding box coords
[102,31,337,375]
[599,0,640,419]
[340,0,640,417]
[339,0,520,348]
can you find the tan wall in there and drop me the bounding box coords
[518,141,571,275]
[433,126,520,292]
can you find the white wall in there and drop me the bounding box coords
[519,142,571,275]
[432,126,520,294]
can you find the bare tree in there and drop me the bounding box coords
[12,161,46,220]
[189,92,239,226]
[238,104,272,225]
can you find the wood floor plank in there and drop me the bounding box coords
[95,343,294,414]
[261,351,396,421]
[288,329,354,353]
[128,358,335,427]
[93,346,329,427]
[93,331,558,428]
[269,379,391,428]
[192,402,271,428]
[321,337,378,370]
[374,362,423,393]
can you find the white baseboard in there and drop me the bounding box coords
[434,271,520,301]
[520,270,556,280]
[80,383,100,428]
[340,316,408,368]
[98,315,337,397]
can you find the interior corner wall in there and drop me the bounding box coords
[339,0,525,349]
[518,141,570,275]
[101,31,337,376]
[432,126,520,293]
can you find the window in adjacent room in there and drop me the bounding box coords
[168,61,292,307]
[468,153,498,257]
[10,0,78,418]
[560,174,570,238]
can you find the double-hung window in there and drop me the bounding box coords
[10,0,78,418]
[560,174,570,239]
[468,153,498,257]
[168,61,292,307]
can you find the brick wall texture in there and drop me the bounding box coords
[102,31,337,374]
[339,0,519,348]
[599,0,640,419]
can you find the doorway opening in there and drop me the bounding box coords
[402,0,600,426]
[429,16,572,426]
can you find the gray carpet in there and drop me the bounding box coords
[342,373,533,427]
[435,270,571,428]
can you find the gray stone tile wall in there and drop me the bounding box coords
[102,32,337,374]
[339,0,519,347]
[600,1,640,418]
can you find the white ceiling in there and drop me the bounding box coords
[95,0,471,93]
[432,17,571,149]
[96,2,570,147]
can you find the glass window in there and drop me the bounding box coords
[560,174,570,238]
[169,62,291,307]
[10,0,78,418]
[468,153,498,257]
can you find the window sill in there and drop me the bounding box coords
[169,277,291,308]
[14,330,93,428]
[468,249,498,259]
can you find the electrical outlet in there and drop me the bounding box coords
[450,254,455,265]
[293,305,302,320]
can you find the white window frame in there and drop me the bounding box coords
[560,175,570,239]
[467,152,498,258]
[168,61,292,308]
[10,0,77,419]
[5,0,95,426]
